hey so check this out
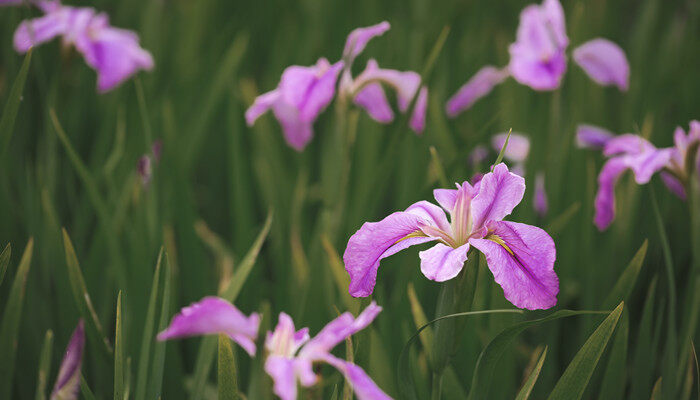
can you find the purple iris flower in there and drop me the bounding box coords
[446,0,629,116]
[343,163,559,310]
[264,302,390,400]
[491,132,530,176]
[576,124,614,149]
[13,1,154,92]
[246,22,428,151]
[157,297,261,356]
[534,172,548,218]
[50,320,85,400]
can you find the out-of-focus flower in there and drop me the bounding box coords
[446,0,629,116]
[342,21,390,64]
[157,297,261,356]
[662,121,700,199]
[13,1,154,92]
[572,39,629,91]
[467,145,489,169]
[344,163,559,310]
[576,124,614,149]
[0,0,23,6]
[264,302,390,400]
[50,320,84,400]
[137,155,152,186]
[491,132,530,176]
[151,139,163,162]
[534,172,548,218]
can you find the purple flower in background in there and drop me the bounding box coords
[13,1,154,92]
[157,297,261,356]
[662,121,700,200]
[576,124,614,149]
[446,0,630,116]
[344,163,559,310]
[50,320,84,400]
[467,145,489,169]
[137,155,152,186]
[342,21,390,63]
[491,132,530,176]
[0,0,22,6]
[534,172,548,218]
[264,302,391,400]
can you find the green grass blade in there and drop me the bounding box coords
[148,252,172,400]
[135,248,164,400]
[407,283,434,365]
[466,309,609,400]
[598,309,629,399]
[631,277,659,400]
[0,49,32,157]
[190,211,273,399]
[515,346,548,400]
[35,330,54,400]
[61,228,113,357]
[0,243,10,288]
[217,335,239,400]
[545,202,581,237]
[81,374,98,400]
[0,238,34,399]
[547,302,624,400]
[603,240,648,309]
[114,291,125,400]
[492,128,512,169]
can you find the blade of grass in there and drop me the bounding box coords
[598,309,630,399]
[148,252,172,400]
[407,283,434,365]
[135,248,164,400]
[602,240,648,309]
[0,49,32,157]
[631,277,659,400]
[548,302,624,400]
[321,235,356,313]
[114,291,125,400]
[35,330,54,400]
[81,374,98,400]
[492,128,512,169]
[0,243,10,287]
[545,202,581,237]
[217,335,239,400]
[0,238,34,399]
[515,346,548,400]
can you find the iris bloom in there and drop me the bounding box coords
[582,121,700,230]
[534,172,548,218]
[446,0,629,116]
[246,22,427,151]
[344,163,559,310]
[12,0,154,92]
[265,302,390,400]
[491,132,530,176]
[50,320,85,400]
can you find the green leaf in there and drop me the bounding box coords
[114,291,125,400]
[0,49,32,157]
[603,240,648,309]
[217,334,239,400]
[429,146,450,188]
[398,309,525,400]
[148,252,172,400]
[0,243,10,288]
[191,211,272,399]
[0,238,34,399]
[135,248,164,400]
[81,374,98,400]
[61,229,113,358]
[631,277,659,400]
[35,330,53,400]
[407,283,434,365]
[545,202,581,236]
[467,309,608,400]
[547,302,624,400]
[515,346,548,400]
[492,128,512,169]
[598,310,629,399]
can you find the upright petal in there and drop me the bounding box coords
[576,124,614,149]
[593,157,628,231]
[245,90,281,126]
[446,66,509,116]
[13,11,68,53]
[491,132,530,162]
[573,38,629,91]
[50,321,85,400]
[409,86,428,134]
[433,187,459,214]
[157,297,260,356]
[266,313,310,358]
[344,212,436,297]
[354,83,394,123]
[300,302,382,357]
[323,355,392,400]
[661,171,686,200]
[279,59,343,123]
[419,243,469,282]
[264,355,299,400]
[405,200,450,233]
[469,221,558,310]
[471,163,526,229]
[626,147,672,184]
[343,21,391,62]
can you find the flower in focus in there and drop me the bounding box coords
[446,0,629,116]
[13,0,154,92]
[157,297,261,356]
[50,320,84,400]
[264,302,390,400]
[344,163,559,310]
[534,172,548,218]
[491,132,530,176]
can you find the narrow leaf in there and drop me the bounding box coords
[217,335,239,400]
[492,128,512,169]
[114,291,125,400]
[545,202,581,236]
[603,240,648,309]
[0,49,32,156]
[598,310,629,399]
[148,252,172,400]
[407,283,434,365]
[0,238,34,399]
[0,243,10,288]
[631,277,659,400]
[35,330,54,400]
[135,248,164,400]
[80,374,97,400]
[515,346,548,400]
[547,302,624,400]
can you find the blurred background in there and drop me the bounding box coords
[1,0,699,398]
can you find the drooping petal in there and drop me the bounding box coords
[352,59,421,112]
[626,147,673,184]
[245,90,280,126]
[323,354,392,400]
[471,163,526,229]
[661,171,687,200]
[271,101,315,151]
[344,212,436,297]
[13,10,68,52]
[573,38,629,91]
[343,21,391,63]
[354,83,394,123]
[446,66,509,116]
[419,243,470,282]
[264,355,300,400]
[157,297,260,356]
[575,124,614,149]
[534,172,548,217]
[469,221,558,310]
[50,320,85,400]
[409,86,428,134]
[300,302,382,358]
[593,157,628,231]
[491,132,530,162]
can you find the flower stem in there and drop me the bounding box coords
[431,372,443,400]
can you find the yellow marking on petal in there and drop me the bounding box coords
[394,231,427,245]
[486,234,514,255]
